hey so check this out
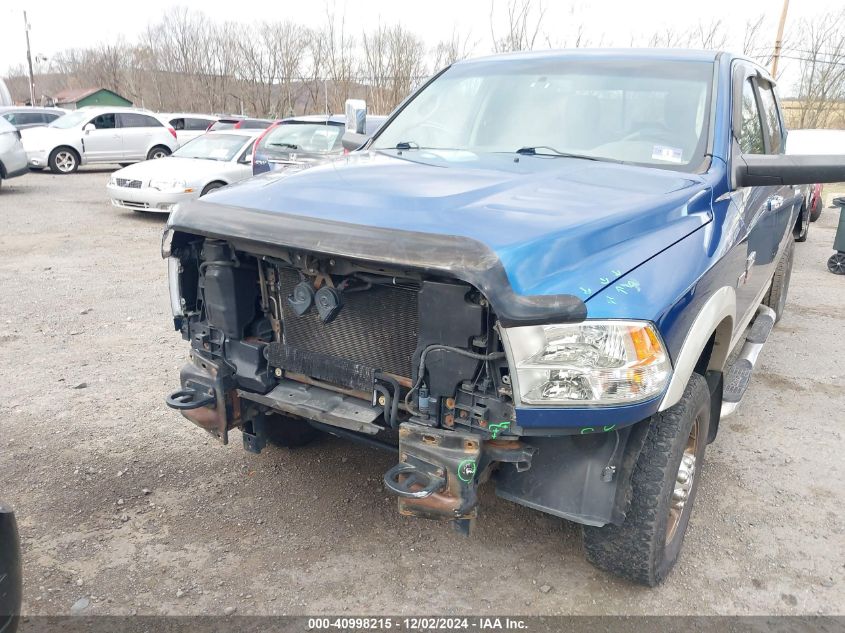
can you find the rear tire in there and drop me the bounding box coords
[146,146,170,160]
[263,414,320,448]
[582,373,710,587]
[49,147,80,174]
[794,203,809,242]
[763,240,794,323]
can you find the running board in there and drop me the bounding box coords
[720,305,776,419]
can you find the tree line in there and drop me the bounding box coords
[4,1,845,127]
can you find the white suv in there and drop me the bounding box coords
[21,107,180,174]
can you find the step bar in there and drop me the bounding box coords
[720,304,777,419]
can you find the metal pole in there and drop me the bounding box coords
[771,0,790,79]
[23,11,35,105]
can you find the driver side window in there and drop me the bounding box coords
[90,113,116,130]
[739,80,764,154]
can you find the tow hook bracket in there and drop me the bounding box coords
[386,422,482,522]
[166,382,216,410]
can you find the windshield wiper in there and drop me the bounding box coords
[515,146,600,160]
[269,142,298,149]
[394,141,420,150]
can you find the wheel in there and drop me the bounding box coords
[49,147,80,174]
[263,413,320,448]
[809,196,822,222]
[828,252,845,275]
[146,146,170,160]
[794,203,809,242]
[200,181,225,196]
[763,240,794,323]
[582,373,711,586]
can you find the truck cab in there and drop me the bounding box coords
[162,50,845,586]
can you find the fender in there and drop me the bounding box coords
[659,285,735,411]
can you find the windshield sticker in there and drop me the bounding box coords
[652,145,684,163]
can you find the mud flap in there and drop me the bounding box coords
[166,352,241,444]
[384,422,482,523]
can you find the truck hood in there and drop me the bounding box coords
[170,150,712,309]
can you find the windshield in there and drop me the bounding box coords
[49,111,91,129]
[258,122,343,155]
[173,134,248,161]
[372,58,714,170]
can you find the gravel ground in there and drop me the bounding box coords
[0,168,843,617]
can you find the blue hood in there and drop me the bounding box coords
[178,150,713,300]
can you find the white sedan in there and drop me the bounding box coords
[107,130,259,213]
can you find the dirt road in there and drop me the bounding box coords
[0,169,842,617]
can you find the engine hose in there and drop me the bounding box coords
[404,345,506,414]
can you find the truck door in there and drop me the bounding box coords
[730,70,793,327]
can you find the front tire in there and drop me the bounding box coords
[49,147,80,174]
[583,373,710,586]
[263,414,320,448]
[200,181,225,196]
[763,240,794,323]
[146,146,170,160]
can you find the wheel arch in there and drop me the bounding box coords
[659,286,735,412]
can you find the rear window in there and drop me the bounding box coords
[209,120,237,131]
[240,119,271,129]
[258,122,344,155]
[119,113,163,128]
[185,118,212,131]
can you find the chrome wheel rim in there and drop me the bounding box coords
[151,150,167,159]
[667,419,699,543]
[56,151,75,172]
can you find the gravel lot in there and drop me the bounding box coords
[0,168,843,617]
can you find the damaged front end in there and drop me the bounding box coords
[162,227,645,531]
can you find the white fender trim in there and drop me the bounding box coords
[659,286,736,411]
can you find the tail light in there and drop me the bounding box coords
[168,127,177,140]
[234,120,243,129]
[252,122,278,165]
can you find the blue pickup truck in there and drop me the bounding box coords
[163,50,845,585]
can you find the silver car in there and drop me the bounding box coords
[0,117,28,189]
[162,113,218,144]
[0,106,67,130]
[21,107,180,174]
[107,130,259,213]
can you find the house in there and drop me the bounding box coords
[52,88,132,110]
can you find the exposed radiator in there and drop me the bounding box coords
[268,268,419,389]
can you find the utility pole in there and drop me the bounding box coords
[23,11,35,105]
[771,0,790,79]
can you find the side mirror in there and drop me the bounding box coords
[83,123,95,133]
[734,154,845,188]
[341,131,369,153]
[345,99,367,135]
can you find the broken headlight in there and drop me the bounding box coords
[502,321,671,406]
[167,256,184,317]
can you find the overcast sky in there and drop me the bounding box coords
[2,0,842,94]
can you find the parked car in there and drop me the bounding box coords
[0,503,21,633]
[786,129,845,224]
[107,130,259,213]
[0,118,28,189]
[208,116,272,131]
[161,50,845,586]
[21,107,179,174]
[0,106,67,130]
[252,114,388,175]
[162,113,218,144]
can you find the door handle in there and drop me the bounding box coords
[766,195,784,211]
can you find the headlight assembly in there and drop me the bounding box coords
[501,321,671,406]
[149,179,187,192]
[167,256,184,317]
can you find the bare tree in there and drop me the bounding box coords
[794,9,845,128]
[432,29,475,72]
[490,0,545,53]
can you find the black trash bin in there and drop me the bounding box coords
[829,196,845,275]
[0,503,21,633]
